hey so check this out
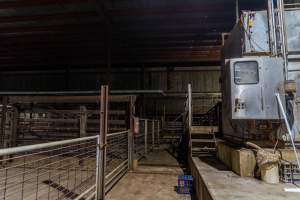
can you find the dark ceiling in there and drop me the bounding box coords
[0,0,265,70]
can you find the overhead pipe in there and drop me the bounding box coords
[0,90,166,96]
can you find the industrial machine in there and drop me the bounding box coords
[222,0,300,145]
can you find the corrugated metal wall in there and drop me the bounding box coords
[141,68,221,115]
[143,69,220,92]
[0,66,221,115]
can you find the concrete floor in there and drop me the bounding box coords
[139,148,180,167]
[106,149,192,200]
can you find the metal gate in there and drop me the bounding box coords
[0,130,130,200]
[133,119,160,160]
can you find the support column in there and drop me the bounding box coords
[128,96,135,170]
[188,84,192,128]
[152,120,154,151]
[96,85,109,200]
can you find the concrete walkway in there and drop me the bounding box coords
[192,157,300,200]
[106,150,192,200]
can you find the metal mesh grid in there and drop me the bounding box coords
[280,160,300,183]
[0,130,131,200]
[134,120,146,159]
[147,120,153,152]
[135,119,160,155]
[0,136,98,200]
[153,120,160,148]
[105,131,129,192]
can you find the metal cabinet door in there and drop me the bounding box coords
[230,58,264,119]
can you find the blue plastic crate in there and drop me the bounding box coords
[177,175,193,195]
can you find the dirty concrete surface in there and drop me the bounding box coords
[193,157,300,200]
[106,149,192,200]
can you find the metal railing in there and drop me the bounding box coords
[0,136,98,200]
[133,119,160,160]
[146,119,160,153]
[134,119,147,159]
[0,130,130,200]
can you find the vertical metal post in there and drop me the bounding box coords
[96,85,109,200]
[188,84,192,128]
[128,96,135,170]
[152,120,154,150]
[11,107,18,148]
[95,135,101,199]
[188,84,192,157]
[144,120,148,155]
[128,130,133,170]
[80,106,87,138]
[157,120,160,147]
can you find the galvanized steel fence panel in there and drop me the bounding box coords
[0,130,130,200]
[0,136,98,200]
[133,119,160,160]
[134,120,147,159]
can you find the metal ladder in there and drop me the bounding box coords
[267,0,289,78]
[284,0,300,9]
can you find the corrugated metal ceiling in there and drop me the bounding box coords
[0,0,265,70]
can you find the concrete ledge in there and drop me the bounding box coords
[189,156,214,200]
[189,157,300,200]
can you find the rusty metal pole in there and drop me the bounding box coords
[96,85,109,200]
[128,96,135,170]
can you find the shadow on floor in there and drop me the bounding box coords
[199,157,229,171]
